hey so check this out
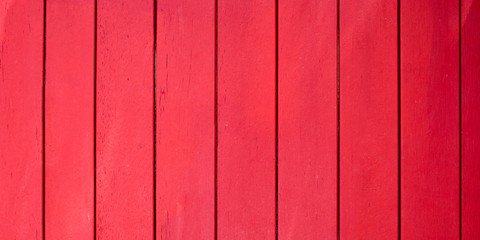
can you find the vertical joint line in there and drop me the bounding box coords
[459,0,462,239]
[397,0,401,238]
[42,0,47,239]
[275,0,279,239]
[94,0,97,239]
[336,0,340,239]
[153,0,158,239]
[214,0,218,239]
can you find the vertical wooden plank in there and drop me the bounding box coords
[401,0,459,238]
[217,0,275,239]
[96,0,154,238]
[462,0,480,238]
[45,0,94,239]
[278,0,337,238]
[156,0,215,239]
[339,0,398,239]
[0,0,44,239]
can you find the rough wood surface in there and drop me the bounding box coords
[2,1,478,239]
[96,0,154,238]
[44,0,94,238]
[401,0,460,238]
[462,0,480,238]
[340,0,398,238]
[278,0,337,238]
[0,0,44,238]
[156,0,215,239]
[217,0,276,239]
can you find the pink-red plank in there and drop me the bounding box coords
[96,0,154,238]
[462,0,480,238]
[44,0,94,239]
[156,0,215,239]
[340,0,398,239]
[278,0,337,238]
[217,0,275,239]
[0,0,44,238]
[401,0,459,238]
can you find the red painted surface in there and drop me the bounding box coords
[462,0,480,238]
[45,0,94,239]
[0,0,44,239]
[278,0,337,238]
[156,0,215,239]
[217,0,276,239]
[96,0,154,238]
[2,1,480,239]
[401,0,460,238]
[340,0,398,239]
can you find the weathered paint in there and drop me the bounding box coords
[462,0,480,238]
[401,0,460,238]
[217,0,276,239]
[0,0,44,238]
[45,0,94,239]
[156,0,215,239]
[278,0,337,238]
[340,0,399,238]
[96,0,154,238]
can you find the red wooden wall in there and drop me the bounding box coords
[0,0,479,239]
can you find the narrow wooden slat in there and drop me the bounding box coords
[462,0,480,238]
[401,0,459,238]
[96,0,154,238]
[156,0,215,239]
[0,0,44,238]
[278,0,337,238]
[217,0,275,239]
[44,0,94,238]
[339,0,398,238]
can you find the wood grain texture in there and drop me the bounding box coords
[217,0,276,239]
[401,0,460,238]
[45,0,94,239]
[278,0,337,238]
[96,0,154,238]
[156,0,215,239]
[339,0,398,239]
[462,0,480,238]
[0,0,44,238]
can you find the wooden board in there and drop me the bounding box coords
[462,0,480,238]
[96,0,154,238]
[44,0,94,239]
[156,0,215,239]
[400,0,460,238]
[217,0,276,239]
[0,0,44,238]
[339,0,398,238]
[278,0,337,238]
